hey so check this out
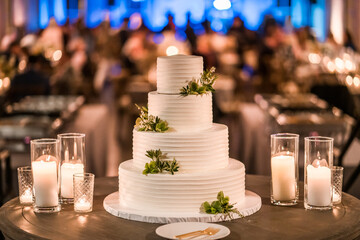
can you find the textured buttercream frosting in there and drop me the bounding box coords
[117,54,246,216]
[148,91,212,132]
[133,124,228,172]
[157,55,203,94]
[118,159,245,212]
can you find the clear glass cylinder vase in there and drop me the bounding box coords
[58,133,86,204]
[31,138,61,213]
[270,133,299,206]
[304,136,333,210]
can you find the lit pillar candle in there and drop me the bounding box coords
[32,155,59,207]
[271,155,296,201]
[307,164,332,206]
[60,163,84,198]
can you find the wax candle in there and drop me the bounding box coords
[271,155,296,201]
[20,188,33,204]
[32,156,59,207]
[60,163,84,198]
[75,197,92,212]
[307,164,332,206]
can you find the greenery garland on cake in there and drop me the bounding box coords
[200,191,242,220]
[143,149,179,175]
[179,67,217,96]
[135,104,169,132]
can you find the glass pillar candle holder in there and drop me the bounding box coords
[304,136,333,210]
[270,133,299,206]
[73,173,95,213]
[58,133,86,204]
[17,166,33,205]
[31,139,61,213]
[332,166,343,204]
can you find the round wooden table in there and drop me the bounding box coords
[1,175,360,240]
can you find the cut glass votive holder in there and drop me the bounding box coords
[270,133,299,206]
[17,166,33,205]
[332,166,343,204]
[58,133,86,204]
[73,173,95,213]
[304,136,333,210]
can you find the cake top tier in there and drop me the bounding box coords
[157,55,203,94]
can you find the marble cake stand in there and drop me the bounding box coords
[103,190,262,223]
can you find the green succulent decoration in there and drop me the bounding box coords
[180,67,217,96]
[143,149,179,175]
[135,104,169,132]
[200,191,242,220]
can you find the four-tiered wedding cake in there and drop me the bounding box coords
[117,55,246,214]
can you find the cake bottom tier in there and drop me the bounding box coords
[118,159,245,212]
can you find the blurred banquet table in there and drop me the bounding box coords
[1,175,360,240]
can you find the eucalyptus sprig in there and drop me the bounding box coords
[200,191,242,220]
[135,104,169,132]
[143,149,179,175]
[180,67,217,96]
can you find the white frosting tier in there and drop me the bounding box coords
[157,55,203,94]
[118,159,245,212]
[148,92,213,132]
[133,124,228,172]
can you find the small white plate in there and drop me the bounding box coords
[155,222,230,239]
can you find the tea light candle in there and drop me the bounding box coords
[307,163,331,206]
[271,155,296,201]
[32,155,59,207]
[75,197,92,212]
[60,163,84,198]
[20,188,33,204]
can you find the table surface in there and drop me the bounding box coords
[1,175,360,240]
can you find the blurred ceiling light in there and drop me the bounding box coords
[345,75,353,86]
[129,13,142,30]
[354,76,360,87]
[327,61,335,73]
[52,50,62,61]
[175,30,187,42]
[3,77,10,89]
[166,46,179,56]
[335,57,344,72]
[210,19,223,32]
[345,60,353,71]
[213,0,231,10]
[152,33,164,45]
[18,59,27,71]
[308,53,321,64]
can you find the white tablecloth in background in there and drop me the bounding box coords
[220,103,271,176]
[62,104,120,177]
